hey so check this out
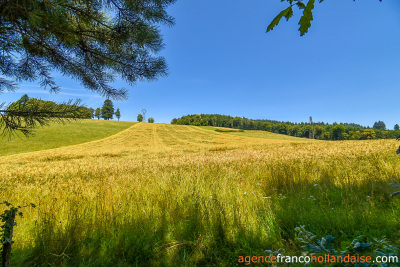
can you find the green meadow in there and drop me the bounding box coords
[0,120,134,156]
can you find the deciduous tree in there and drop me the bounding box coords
[331,124,346,140]
[373,121,386,130]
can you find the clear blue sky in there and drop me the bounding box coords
[3,0,400,128]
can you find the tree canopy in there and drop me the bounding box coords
[172,114,400,141]
[1,0,175,99]
[101,99,114,120]
[1,0,175,137]
[95,108,101,120]
[115,108,121,121]
[268,0,383,36]
[373,121,386,130]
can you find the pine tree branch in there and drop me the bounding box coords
[0,97,88,139]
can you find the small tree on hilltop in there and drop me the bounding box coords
[148,117,155,123]
[394,124,399,131]
[137,114,143,122]
[95,108,101,120]
[115,108,121,121]
[101,99,114,120]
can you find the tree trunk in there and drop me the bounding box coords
[2,212,15,267]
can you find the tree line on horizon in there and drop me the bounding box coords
[172,114,399,140]
[94,100,121,121]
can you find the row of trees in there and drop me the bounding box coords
[137,114,155,123]
[172,114,400,140]
[94,100,121,121]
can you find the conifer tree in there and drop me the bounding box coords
[101,99,114,120]
[95,108,101,120]
[115,108,121,121]
[1,0,175,136]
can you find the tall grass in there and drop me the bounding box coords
[1,123,399,266]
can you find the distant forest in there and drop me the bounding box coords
[171,114,400,140]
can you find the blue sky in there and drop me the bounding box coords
[3,0,400,128]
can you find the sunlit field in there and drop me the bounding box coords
[200,126,311,141]
[1,122,400,266]
[0,119,134,157]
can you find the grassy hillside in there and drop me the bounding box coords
[199,126,310,141]
[0,119,134,156]
[0,123,399,266]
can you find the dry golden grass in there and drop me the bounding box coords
[1,123,399,266]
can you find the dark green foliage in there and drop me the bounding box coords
[1,94,89,138]
[95,108,101,120]
[266,6,294,32]
[1,201,35,266]
[267,226,399,267]
[137,114,143,122]
[0,0,176,99]
[373,121,386,130]
[172,114,400,141]
[332,124,346,140]
[101,99,114,120]
[394,124,399,131]
[298,0,315,36]
[148,117,154,123]
[268,0,382,36]
[115,108,121,121]
[215,129,237,133]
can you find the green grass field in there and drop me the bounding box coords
[1,123,399,266]
[0,119,134,156]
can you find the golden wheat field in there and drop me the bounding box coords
[1,122,400,266]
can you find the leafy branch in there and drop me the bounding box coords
[267,0,383,36]
[1,201,36,267]
[0,201,36,247]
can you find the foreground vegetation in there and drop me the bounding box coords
[0,120,134,157]
[1,123,400,266]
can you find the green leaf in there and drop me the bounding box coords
[296,1,306,9]
[267,6,294,32]
[298,0,315,36]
